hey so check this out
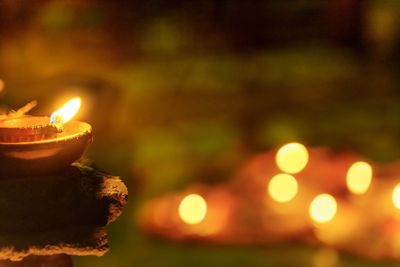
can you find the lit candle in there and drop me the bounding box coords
[275,142,309,174]
[0,97,91,176]
[346,161,373,195]
[50,97,81,130]
[178,194,207,225]
[309,194,337,224]
[392,183,400,209]
[268,173,298,203]
[0,97,81,142]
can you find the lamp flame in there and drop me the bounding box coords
[392,183,400,209]
[50,97,81,127]
[268,173,298,203]
[346,161,372,195]
[275,142,309,174]
[309,194,337,224]
[179,194,207,224]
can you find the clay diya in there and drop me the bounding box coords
[0,97,92,176]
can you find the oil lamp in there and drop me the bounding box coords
[0,97,92,176]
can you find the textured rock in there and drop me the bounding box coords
[0,255,73,267]
[0,164,128,261]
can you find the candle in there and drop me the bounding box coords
[275,142,309,174]
[268,173,298,203]
[178,194,207,225]
[309,194,337,224]
[50,97,81,129]
[346,161,373,195]
[0,97,81,142]
[392,183,400,209]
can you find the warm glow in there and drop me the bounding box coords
[50,97,81,126]
[275,142,309,174]
[268,173,298,203]
[179,194,207,224]
[309,194,337,224]
[346,161,373,195]
[393,183,400,209]
[312,248,339,267]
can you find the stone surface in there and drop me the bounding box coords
[0,255,73,267]
[0,164,128,261]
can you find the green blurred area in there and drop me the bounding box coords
[1,0,400,266]
[76,226,400,267]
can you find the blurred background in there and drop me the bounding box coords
[1,0,400,266]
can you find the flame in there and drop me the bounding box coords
[179,194,207,224]
[346,161,373,195]
[50,97,81,127]
[275,142,309,174]
[309,194,337,224]
[268,173,298,203]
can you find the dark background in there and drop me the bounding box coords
[1,0,400,266]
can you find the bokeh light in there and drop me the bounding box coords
[346,161,372,195]
[309,194,337,224]
[268,173,298,203]
[275,142,309,174]
[178,194,207,224]
[392,183,400,209]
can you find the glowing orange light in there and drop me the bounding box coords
[393,183,400,209]
[312,248,339,267]
[50,97,81,127]
[178,194,207,224]
[346,161,372,195]
[309,194,337,224]
[268,173,298,203]
[275,142,309,174]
